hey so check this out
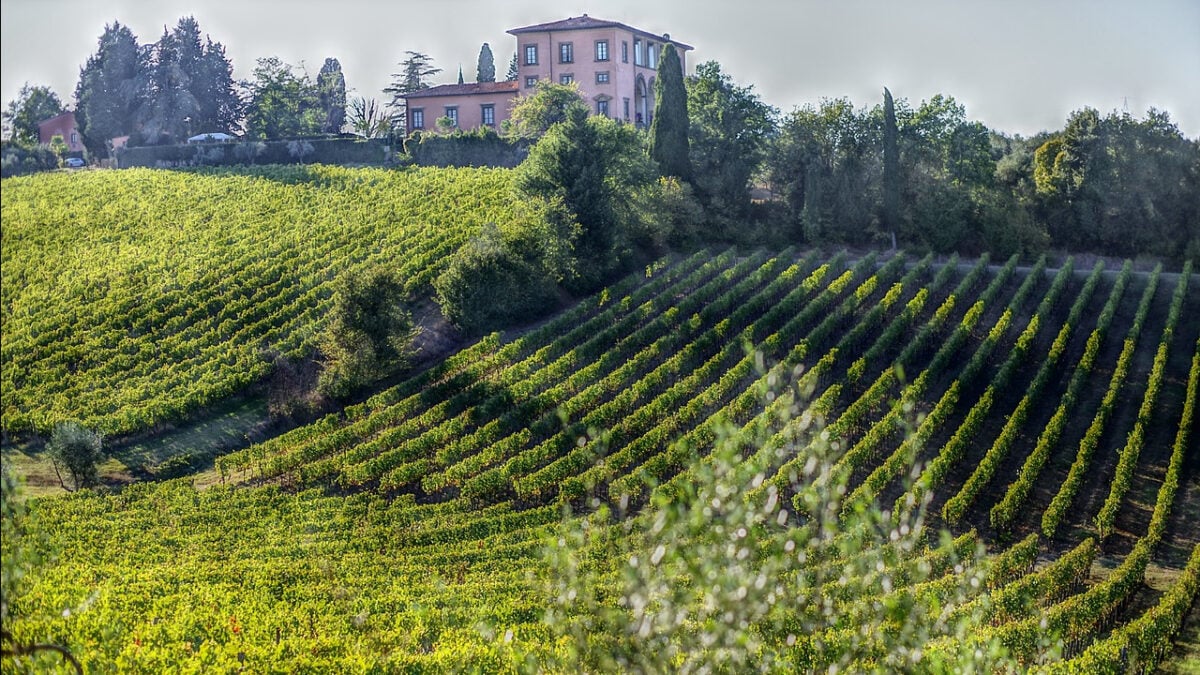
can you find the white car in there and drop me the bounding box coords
[64,157,86,168]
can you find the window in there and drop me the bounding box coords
[525,76,537,88]
[648,43,657,69]
[559,42,573,64]
[481,104,495,126]
[623,98,630,120]
[444,106,458,126]
[634,39,643,66]
[622,41,629,63]
[560,74,574,85]
[70,132,78,145]
[596,71,610,84]
[597,100,609,117]
[411,109,425,129]
[524,44,538,65]
[595,40,609,61]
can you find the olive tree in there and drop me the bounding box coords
[45,421,103,491]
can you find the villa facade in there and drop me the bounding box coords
[38,111,85,152]
[405,15,692,136]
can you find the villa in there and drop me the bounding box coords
[405,15,692,135]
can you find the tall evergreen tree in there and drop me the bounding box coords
[194,36,242,133]
[384,52,441,101]
[476,43,496,83]
[75,21,144,155]
[506,53,519,81]
[383,51,441,132]
[136,26,200,144]
[317,58,347,134]
[458,66,465,85]
[882,87,901,247]
[648,43,691,180]
[165,17,241,134]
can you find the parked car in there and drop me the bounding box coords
[64,157,86,168]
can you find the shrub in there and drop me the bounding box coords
[623,176,705,251]
[435,218,566,335]
[405,127,530,168]
[0,141,58,177]
[152,453,196,480]
[318,268,415,398]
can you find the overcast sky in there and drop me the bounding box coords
[3,0,1198,138]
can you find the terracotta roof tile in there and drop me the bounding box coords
[404,81,520,99]
[507,15,692,50]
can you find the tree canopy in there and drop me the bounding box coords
[504,81,587,139]
[2,84,63,145]
[46,421,103,492]
[74,21,143,154]
[244,57,322,140]
[686,61,776,236]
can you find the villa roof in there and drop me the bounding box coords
[404,81,520,99]
[37,110,77,128]
[507,15,693,50]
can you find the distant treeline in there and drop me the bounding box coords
[4,13,1196,262]
[765,96,1199,263]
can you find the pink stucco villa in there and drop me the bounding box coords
[38,111,85,152]
[405,15,692,136]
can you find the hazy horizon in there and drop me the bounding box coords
[3,0,1198,139]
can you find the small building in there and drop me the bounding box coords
[405,81,520,135]
[403,15,692,135]
[38,111,85,152]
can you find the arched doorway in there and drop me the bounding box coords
[634,75,648,127]
[647,77,656,126]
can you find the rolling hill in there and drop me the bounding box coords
[2,166,1198,672]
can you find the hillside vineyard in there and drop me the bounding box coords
[1,166,519,435]
[3,168,1199,671]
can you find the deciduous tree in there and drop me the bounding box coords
[244,57,321,139]
[318,269,415,398]
[348,96,390,138]
[686,61,776,236]
[518,106,614,276]
[504,80,586,139]
[2,84,63,144]
[46,421,103,492]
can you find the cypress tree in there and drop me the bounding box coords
[882,87,900,246]
[476,43,496,83]
[648,43,691,180]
